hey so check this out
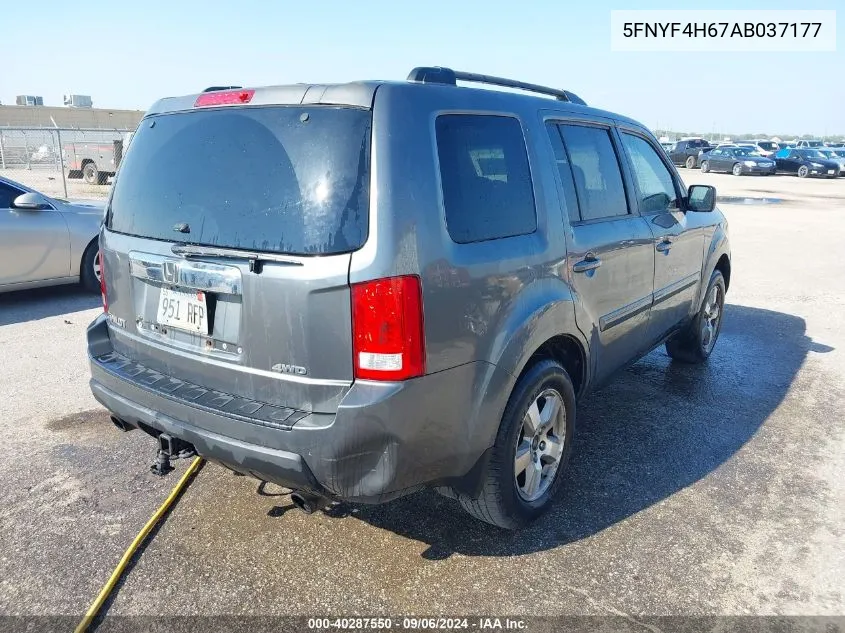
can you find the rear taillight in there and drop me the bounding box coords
[99,249,107,312]
[351,276,425,381]
[193,89,255,108]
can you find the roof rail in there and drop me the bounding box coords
[407,66,586,105]
[202,86,242,93]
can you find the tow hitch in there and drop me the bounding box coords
[151,433,197,476]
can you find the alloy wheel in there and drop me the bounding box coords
[93,251,102,282]
[700,284,723,353]
[514,388,566,502]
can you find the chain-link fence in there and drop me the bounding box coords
[0,127,133,199]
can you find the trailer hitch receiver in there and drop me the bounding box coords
[151,433,197,476]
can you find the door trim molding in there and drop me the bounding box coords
[599,294,652,332]
[653,272,699,306]
[599,272,699,332]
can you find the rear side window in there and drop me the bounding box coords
[436,115,537,243]
[557,124,628,221]
[108,106,371,256]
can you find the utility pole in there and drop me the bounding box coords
[51,116,68,199]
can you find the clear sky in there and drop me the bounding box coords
[3,0,843,136]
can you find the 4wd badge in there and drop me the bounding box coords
[271,363,307,376]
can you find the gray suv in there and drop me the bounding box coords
[87,67,731,529]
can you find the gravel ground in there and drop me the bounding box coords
[0,172,843,624]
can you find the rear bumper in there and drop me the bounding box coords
[91,379,320,492]
[87,315,505,503]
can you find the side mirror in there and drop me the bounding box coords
[687,185,716,213]
[12,192,53,210]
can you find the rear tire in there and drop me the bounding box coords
[80,240,101,293]
[665,270,726,364]
[82,163,99,185]
[797,165,809,178]
[700,161,710,173]
[454,360,576,529]
[685,155,696,169]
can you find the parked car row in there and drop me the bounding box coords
[664,137,844,178]
[700,146,776,176]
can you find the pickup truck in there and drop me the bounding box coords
[668,138,714,169]
[65,132,133,185]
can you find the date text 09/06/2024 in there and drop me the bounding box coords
[306,617,527,630]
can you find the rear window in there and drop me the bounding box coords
[108,106,371,255]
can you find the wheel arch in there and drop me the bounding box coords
[518,334,587,399]
[715,253,731,291]
[488,278,590,400]
[698,225,731,309]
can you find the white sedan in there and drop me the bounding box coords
[0,176,104,293]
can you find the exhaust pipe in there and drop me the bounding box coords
[110,416,131,432]
[290,491,329,514]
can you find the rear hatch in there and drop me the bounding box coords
[101,101,371,416]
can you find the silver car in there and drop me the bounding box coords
[0,176,104,293]
[818,149,845,173]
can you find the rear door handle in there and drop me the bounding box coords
[573,255,602,273]
[655,239,673,253]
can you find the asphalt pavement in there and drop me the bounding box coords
[0,172,842,623]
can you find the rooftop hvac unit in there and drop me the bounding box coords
[15,95,44,106]
[63,94,93,108]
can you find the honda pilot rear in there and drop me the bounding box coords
[88,86,432,501]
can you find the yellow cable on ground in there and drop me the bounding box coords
[74,456,205,633]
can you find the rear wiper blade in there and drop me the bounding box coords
[171,244,303,274]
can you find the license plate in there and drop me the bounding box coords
[828,170,835,174]
[158,287,207,334]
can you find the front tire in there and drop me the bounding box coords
[685,155,696,169]
[455,360,576,529]
[732,162,743,176]
[797,165,809,178]
[701,160,710,173]
[666,270,726,364]
[80,241,101,293]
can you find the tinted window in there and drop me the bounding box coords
[620,133,678,213]
[0,183,24,209]
[546,123,581,223]
[436,115,536,243]
[108,106,371,256]
[557,124,628,221]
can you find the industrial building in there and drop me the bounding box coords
[0,104,144,129]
